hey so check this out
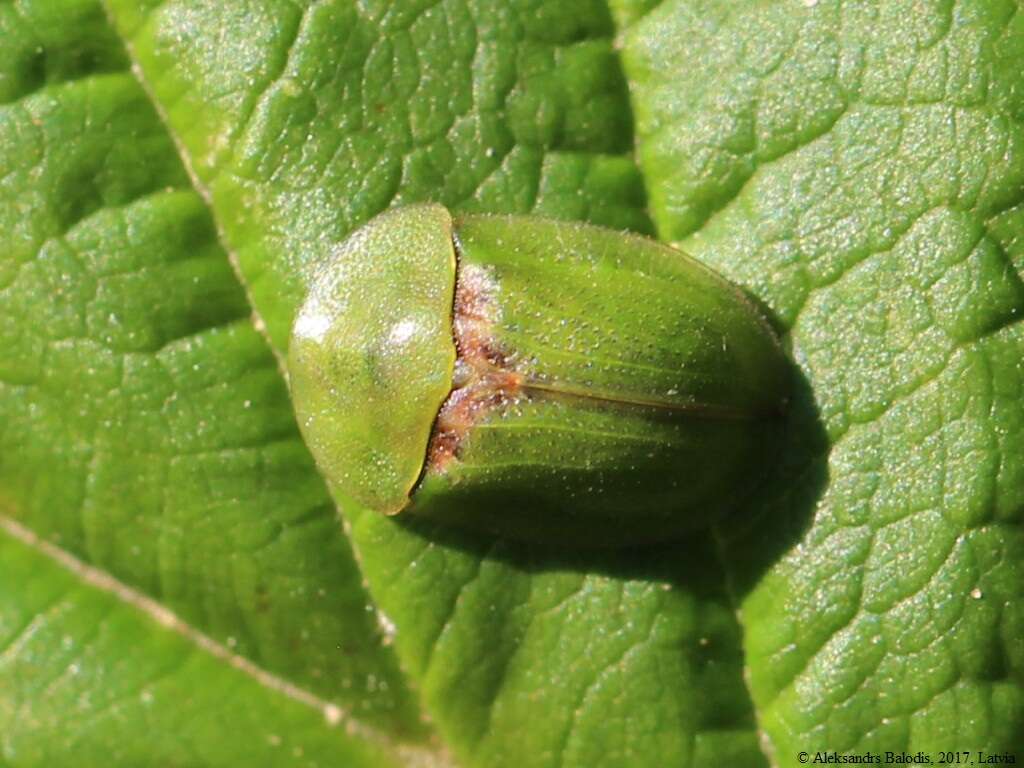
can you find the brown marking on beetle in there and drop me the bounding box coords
[426,263,523,472]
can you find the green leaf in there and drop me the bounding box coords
[0,0,426,759]
[0,517,417,768]
[620,0,1024,757]
[101,1,764,766]
[3,0,1023,766]
[107,0,654,350]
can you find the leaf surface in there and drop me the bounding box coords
[0,517,420,768]
[619,0,1024,758]
[2,0,1022,766]
[0,0,427,760]
[98,1,767,766]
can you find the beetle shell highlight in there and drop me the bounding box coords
[288,204,788,548]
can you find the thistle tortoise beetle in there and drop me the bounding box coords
[288,204,788,548]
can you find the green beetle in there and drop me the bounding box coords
[288,204,788,548]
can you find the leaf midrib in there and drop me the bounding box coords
[0,511,449,768]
